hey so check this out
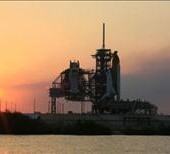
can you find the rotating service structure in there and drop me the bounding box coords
[49,23,157,115]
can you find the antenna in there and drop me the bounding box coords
[15,103,17,112]
[5,101,8,112]
[102,23,105,48]
[34,98,36,113]
[0,99,1,112]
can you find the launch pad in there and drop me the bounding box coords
[49,23,157,115]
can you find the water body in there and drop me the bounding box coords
[0,135,169,154]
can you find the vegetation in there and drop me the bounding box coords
[53,120,112,135]
[0,112,111,135]
[0,112,170,135]
[0,112,52,134]
[0,112,112,135]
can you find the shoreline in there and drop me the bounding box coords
[0,112,170,135]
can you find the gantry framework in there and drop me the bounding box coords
[49,23,157,115]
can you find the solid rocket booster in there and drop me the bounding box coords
[112,51,120,101]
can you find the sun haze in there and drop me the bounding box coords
[0,2,170,113]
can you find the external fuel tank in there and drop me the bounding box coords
[112,51,120,101]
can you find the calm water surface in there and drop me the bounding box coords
[0,135,169,154]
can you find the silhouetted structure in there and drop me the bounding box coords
[49,23,157,115]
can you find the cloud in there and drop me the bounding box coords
[8,81,50,113]
[121,47,170,114]
[12,48,170,114]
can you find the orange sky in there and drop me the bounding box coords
[0,2,170,113]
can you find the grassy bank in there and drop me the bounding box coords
[0,112,170,135]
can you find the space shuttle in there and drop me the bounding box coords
[112,51,120,101]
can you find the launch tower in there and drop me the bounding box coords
[91,23,120,113]
[49,23,157,115]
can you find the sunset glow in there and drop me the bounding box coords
[0,2,170,113]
